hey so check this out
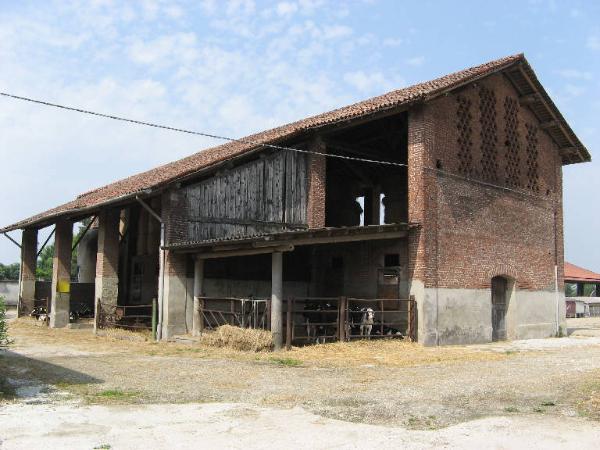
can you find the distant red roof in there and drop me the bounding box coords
[564,262,600,284]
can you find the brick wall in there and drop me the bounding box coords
[408,73,564,292]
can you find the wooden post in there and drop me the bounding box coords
[271,251,283,350]
[286,297,293,350]
[193,258,204,337]
[338,296,346,342]
[152,297,158,341]
[408,295,415,341]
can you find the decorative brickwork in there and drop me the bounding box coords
[456,95,474,177]
[503,96,522,188]
[479,86,499,182]
[525,123,540,192]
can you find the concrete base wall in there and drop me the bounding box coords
[411,283,565,346]
[162,273,188,340]
[1,280,20,306]
[49,292,70,328]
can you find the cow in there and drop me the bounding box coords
[360,307,375,338]
[303,301,337,344]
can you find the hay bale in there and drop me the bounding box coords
[200,325,273,352]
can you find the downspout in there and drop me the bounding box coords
[135,196,164,341]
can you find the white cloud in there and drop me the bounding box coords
[406,56,425,67]
[276,1,298,16]
[587,35,600,50]
[383,37,403,47]
[556,69,593,81]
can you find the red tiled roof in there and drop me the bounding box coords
[1,53,591,232]
[564,262,600,283]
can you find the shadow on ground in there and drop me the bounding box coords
[0,349,102,400]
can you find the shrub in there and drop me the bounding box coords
[200,325,273,352]
[0,296,9,346]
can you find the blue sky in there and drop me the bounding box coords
[0,0,599,271]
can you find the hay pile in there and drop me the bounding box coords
[200,325,273,352]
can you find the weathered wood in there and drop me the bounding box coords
[182,151,309,243]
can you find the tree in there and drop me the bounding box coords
[36,222,90,281]
[0,263,20,281]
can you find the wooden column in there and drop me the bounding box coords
[271,251,283,350]
[192,257,204,337]
[50,220,72,328]
[18,228,37,316]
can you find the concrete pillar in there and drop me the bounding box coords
[94,209,120,331]
[18,228,37,316]
[271,251,283,350]
[192,258,204,337]
[307,136,327,228]
[50,220,72,328]
[76,228,97,283]
[162,250,188,339]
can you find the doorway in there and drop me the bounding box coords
[491,276,508,341]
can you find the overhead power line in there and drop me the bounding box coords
[0,91,408,168]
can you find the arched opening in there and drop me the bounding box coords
[491,276,509,341]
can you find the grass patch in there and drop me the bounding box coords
[540,400,556,407]
[96,389,138,399]
[269,357,302,367]
[504,406,519,413]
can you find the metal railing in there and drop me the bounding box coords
[284,296,417,348]
[95,301,156,333]
[196,296,270,332]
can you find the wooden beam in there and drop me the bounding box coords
[540,120,559,130]
[193,244,294,259]
[519,93,540,106]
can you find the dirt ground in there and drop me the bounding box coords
[2,312,600,449]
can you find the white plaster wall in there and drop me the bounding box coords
[412,285,564,346]
[0,280,19,306]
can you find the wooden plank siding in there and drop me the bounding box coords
[180,151,309,243]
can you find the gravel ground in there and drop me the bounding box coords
[2,402,600,450]
[1,315,600,448]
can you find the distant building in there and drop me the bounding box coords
[565,262,600,318]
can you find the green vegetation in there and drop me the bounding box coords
[0,296,9,346]
[503,406,519,413]
[96,389,138,399]
[269,357,302,367]
[0,263,20,280]
[36,220,92,281]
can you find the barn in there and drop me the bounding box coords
[2,54,590,347]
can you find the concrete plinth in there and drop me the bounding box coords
[162,250,188,339]
[18,228,37,316]
[271,252,283,350]
[50,220,72,328]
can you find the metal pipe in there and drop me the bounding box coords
[37,227,55,258]
[2,232,21,248]
[71,215,97,252]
